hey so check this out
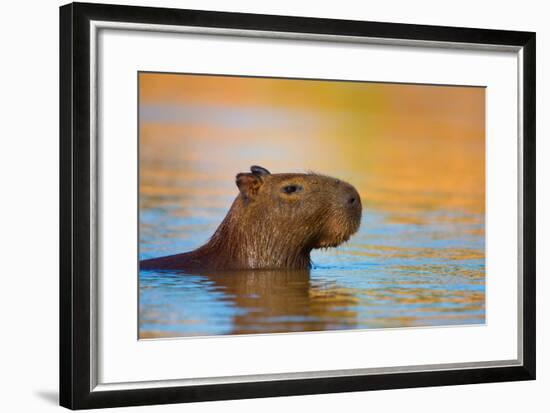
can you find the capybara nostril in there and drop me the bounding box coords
[348,196,356,205]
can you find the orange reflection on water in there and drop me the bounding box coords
[140,73,484,219]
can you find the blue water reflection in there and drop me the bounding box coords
[140,206,485,338]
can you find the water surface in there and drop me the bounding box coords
[138,73,485,338]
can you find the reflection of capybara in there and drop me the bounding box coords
[196,269,358,334]
[140,165,362,270]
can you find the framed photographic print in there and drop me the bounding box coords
[59,2,536,409]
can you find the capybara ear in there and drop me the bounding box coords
[250,165,271,176]
[236,173,263,200]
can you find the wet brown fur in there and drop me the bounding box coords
[140,166,362,270]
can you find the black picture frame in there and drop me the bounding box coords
[60,2,536,410]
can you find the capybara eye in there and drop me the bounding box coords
[282,184,302,194]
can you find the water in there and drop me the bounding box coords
[138,74,485,338]
[139,178,485,338]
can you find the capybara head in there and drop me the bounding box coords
[232,165,362,253]
[140,165,363,271]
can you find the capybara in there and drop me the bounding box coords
[140,165,362,270]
